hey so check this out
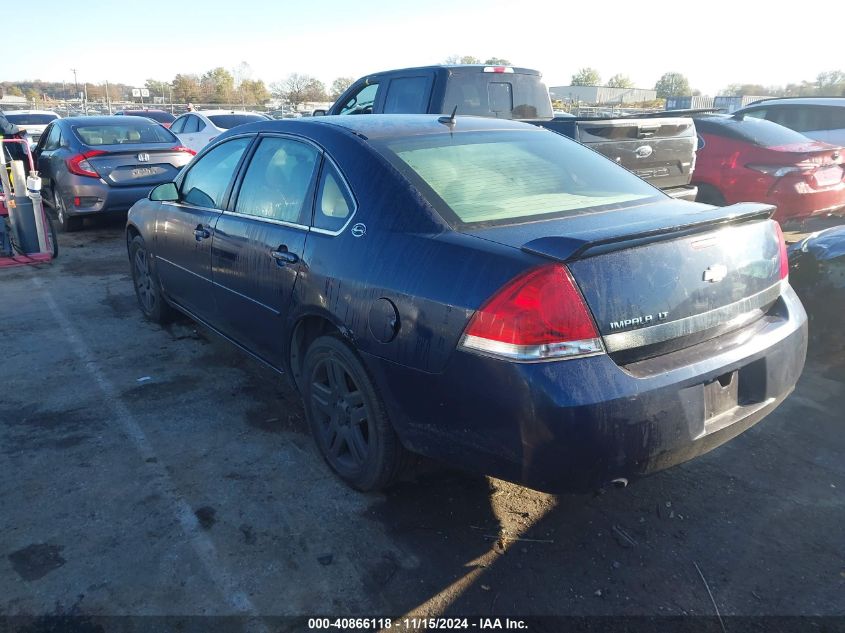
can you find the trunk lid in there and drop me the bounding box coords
[573,117,697,190]
[464,199,783,362]
[84,143,191,187]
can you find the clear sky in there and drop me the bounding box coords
[2,0,842,96]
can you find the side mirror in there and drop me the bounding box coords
[150,182,179,202]
[311,109,327,117]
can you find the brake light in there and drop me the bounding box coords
[483,66,514,74]
[172,145,196,155]
[459,264,603,361]
[66,150,106,178]
[774,222,789,280]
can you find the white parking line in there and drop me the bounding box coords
[32,276,267,625]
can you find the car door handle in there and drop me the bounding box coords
[270,247,298,264]
[194,225,211,241]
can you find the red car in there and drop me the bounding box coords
[114,109,176,129]
[692,114,845,223]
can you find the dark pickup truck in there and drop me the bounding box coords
[317,65,697,200]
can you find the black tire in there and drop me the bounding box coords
[45,212,59,259]
[302,335,406,491]
[129,235,173,324]
[53,189,82,232]
[695,184,727,207]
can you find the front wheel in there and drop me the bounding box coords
[129,235,173,324]
[302,335,406,491]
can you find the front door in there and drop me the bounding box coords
[211,135,321,367]
[154,136,253,320]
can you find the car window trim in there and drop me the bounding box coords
[175,133,258,212]
[310,153,358,236]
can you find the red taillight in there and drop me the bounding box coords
[172,145,196,155]
[460,264,603,361]
[774,222,789,280]
[483,66,514,74]
[66,150,106,178]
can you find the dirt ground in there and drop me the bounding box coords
[1,216,843,630]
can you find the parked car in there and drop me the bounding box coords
[735,97,845,146]
[169,110,271,153]
[2,110,60,147]
[34,116,195,231]
[126,115,807,493]
[316,65,698,200]
[114,109,176,129]
[692,114,845,222]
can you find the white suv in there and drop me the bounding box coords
[735,97,845,146]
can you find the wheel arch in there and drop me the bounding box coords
[288,311,351,392]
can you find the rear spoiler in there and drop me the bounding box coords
[521,202,776,262]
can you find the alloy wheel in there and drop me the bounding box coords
[133,247,156,314]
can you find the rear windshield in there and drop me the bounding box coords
[442,72,554,120]
[122,111,175,123]
[5,113,58,125]
[73,122,177,146]
[698,115,812,147]
[375,129,662,227]
[208,114,267,129]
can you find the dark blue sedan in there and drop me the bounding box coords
[126,115,808,492]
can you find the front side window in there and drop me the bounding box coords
[234,137,319,223]
[313,162,355,232]
[181,137,251,209]
[339,83,379,115]
[377,129,661,227]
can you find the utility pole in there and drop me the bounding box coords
[70,68,79,105]
[105,79,112,114]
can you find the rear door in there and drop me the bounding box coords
[211,135,321,366]
[155,136,253,320]
[573,118,697,190]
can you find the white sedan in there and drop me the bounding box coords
[3,110,60,148]
[169,110,270,153]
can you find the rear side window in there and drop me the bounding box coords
[170,116,186,134]
[234,137,319,224]
[313,162,355,232]
[384,77,430,114]
[181,137,251,209]
[182,116,200,133]
[73,122,176,146]
[442,72,553,119]
[378,130,660,227]
[703,115,813,147]
[766,106,829,133]
[207,114,266,129]
[42,124,62,150]
[339,83,379,115]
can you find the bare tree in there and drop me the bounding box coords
[330,77,355,100]
[272,73,327,109]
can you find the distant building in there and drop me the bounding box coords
[0,94,28,107]
[549,85,657,104]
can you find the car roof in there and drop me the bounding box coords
[193,109,263,116]
[741,97,845,108]
[60,115,167,124]
[218,114,540,142]
[358,64,542,77]
[4,110,59,115]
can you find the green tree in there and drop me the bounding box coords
[201,67,235,103]
[330,77,355,100]
[484,57,511,65]
[171,74,201,103]
[607,74,633,89]
[444,55,481,64]
[144,79,170,100]
[654,72,691,98]
[239,79,270,105]
[7,86,23,96]
[571,67,601,86]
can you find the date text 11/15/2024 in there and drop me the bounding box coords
[307,617,529,630]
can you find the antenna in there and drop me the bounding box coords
[438,105,458,127]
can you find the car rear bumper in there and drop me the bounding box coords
[363,283,807,492]
[769,182,845,221]
[61,179,162,215]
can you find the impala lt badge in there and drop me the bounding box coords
[703,264,728,283]
[610,311,669,331]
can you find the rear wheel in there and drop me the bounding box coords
[302,335,406,491]
[53,189,82,232]
[129,235,173,324]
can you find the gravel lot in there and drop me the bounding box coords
[1,216,843,627]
